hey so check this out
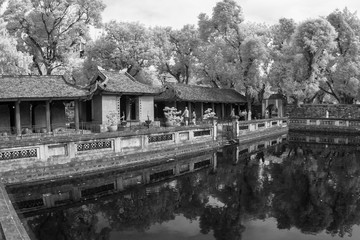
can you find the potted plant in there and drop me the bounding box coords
[106,111,119,132]
[163,106,182,127]
[203,108,217,124]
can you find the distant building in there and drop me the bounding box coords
[154,83,247,121]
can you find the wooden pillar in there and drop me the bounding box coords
[74,99,80,131]
[188,102,192,119]
[45,100,51,133]
[211,102,215,111]
[200,102,204,119]
[15,101,21,136]
[221,103,225,120]
[126,96,131,120]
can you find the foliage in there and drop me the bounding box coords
[0,18,32,74]
[319,8,360,103]
[198,0,271,118]
[3,0,105,75]
[203,108,217,119]
[86,21,156,78]
[163,106,182,125]
[106,111,118,126]
[153,25,200,84]
[269,18,337,104]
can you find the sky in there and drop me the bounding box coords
[101,0,360,29]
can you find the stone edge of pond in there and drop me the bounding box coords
[0,183,31,240]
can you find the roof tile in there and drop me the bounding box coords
[0,75,87,100]
[155,83,247,103]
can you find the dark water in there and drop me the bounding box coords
[9,131,360,240]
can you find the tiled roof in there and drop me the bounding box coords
[92,70,161,95]
[155,83,247,103]
[268,93,286,100]
[0,75,87,100]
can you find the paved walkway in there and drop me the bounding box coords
[0,183,30,240]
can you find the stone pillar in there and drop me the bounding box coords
[232,118,238,138]
[235,146,240,164]
[46,100,51,132]
[116,177,124,191]
[15,101,21,136]
[212,152,218,172]
[213,121,217,141]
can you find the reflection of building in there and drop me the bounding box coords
[155,83,247,121]
[7,150,217,214]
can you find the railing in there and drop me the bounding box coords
[289,118,360,130]
[236,117,288,137]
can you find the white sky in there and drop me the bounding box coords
[101,0,360,28]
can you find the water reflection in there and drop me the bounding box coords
[9,132,360,239]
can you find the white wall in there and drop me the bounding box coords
[138,96,154,122]
[102,95,119,125]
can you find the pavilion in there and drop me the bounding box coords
[154,83,247,122]
[0,75,87,135]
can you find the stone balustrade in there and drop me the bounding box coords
[235,117,288,137]
[289,118,360,132]
[0,125,215,183]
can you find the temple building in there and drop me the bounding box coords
[0,75,88,135]
[154,83,247,122]
[82,69,162,129]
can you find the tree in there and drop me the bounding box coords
[3,0,105,75]
[0,18,31,74]
[319,8,360,104]
[86,21,157,79]
[269,18,337,105]
[153,25,200,84]
[198,0,271,119]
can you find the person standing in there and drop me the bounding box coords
[182,107,189,126]
[192,110,196,125]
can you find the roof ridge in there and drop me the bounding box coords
[168,83,236,90]
[0,75,64,78]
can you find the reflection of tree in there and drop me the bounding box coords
[22,141,360,239]
[198,154,272,240]
[271,143,360,237]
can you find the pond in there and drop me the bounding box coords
[9,131,360,240]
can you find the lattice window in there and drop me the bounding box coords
[272,121,278,125]
[81,183,115,198]
[0,148,37,160]
[14,199,44,210]
[76,140,112,152]
[239,125,249,130]
[148,134,173,143]
[258,123,265,128]
[150,169,174,182]
[194,159,211,169]
[193,130,211,137]
[321,120,334,125]
[349,121,360,126]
